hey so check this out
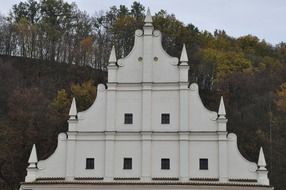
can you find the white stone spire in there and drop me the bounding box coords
[218,96,226,119]
[108,45,117,65]
[258,147,267,169]
[180,44,188,65]
[144,7,153,26]
[69,97,77,120]
[28,144,38,168]
[257,147,269,185]
[143,8,154,36]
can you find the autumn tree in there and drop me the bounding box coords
[276,82,286,112]
[71,80,97,111]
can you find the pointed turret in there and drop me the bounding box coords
[144,7,153,26]
[28,144,38,168]
[107,46,118,83]
[143,8,154,35]
[258,147,267,169]
[69,97,77,120]
[218,96,226,119]
[257,147,269,185]
[180,44,188,65]
[178,44,189,83]
[108,46,117,65]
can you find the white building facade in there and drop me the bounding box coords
[21,10,273,190]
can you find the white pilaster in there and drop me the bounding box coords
[179,133,189,181]
[108,67,117,83]
[218,131,228,182]
[25,168,37,182]
[106,83,117,131]
[141,132,152,181]
[142,83,152,131]
[104,132,115,181]
[142,9,153,83]
[68,119,78,131]
[179,83,189,131]
[65,132,76,180]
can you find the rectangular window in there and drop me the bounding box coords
[86,158,94,169]
[161,113,170,124]
[199,158,208,170]
[124,113,133,124]
[161,158,170,170]
[123,158,132,169]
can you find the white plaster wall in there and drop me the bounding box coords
[227,133,257,179]
[74,140,105,178]
[117,30,143,83]
[152,90,179,131]
[189,140,219,178]
[151,31,179,83]
[76,84,106,131]
[116,91,142,131]
[114,140,141,178]
[116,30,179,83]
[189,84,217,131]
[36,133,67,178]
[152,140,179,177]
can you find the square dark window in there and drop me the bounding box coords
[124,113,133,124]
[199,158,208,170]
[86,158,94,169]
[161,113,170,124]
[161,158,170,170]
[123,158,132,169]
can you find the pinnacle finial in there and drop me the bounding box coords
[218,96,226,119]
[108,45,117,65]
[28,144,38,168]
[144,7,153,26]
[180,44,189,65]
[69,97,77,120]
[258,147,267,169]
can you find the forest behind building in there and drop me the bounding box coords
[0,0,286,189]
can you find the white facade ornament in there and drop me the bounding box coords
[144,8,152,26]
[28,144,38,168]
[20,11,272,190]
[257,147,269,185]
[180,44,189,64]
[25,144,38,182]
[218,96,226,119]
[258,147,267,168]
[108,45,117,65]
[68,97,77,120]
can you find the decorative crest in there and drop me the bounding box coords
[258,147,267,169]
[108,45,117,65]
[69,97,77,120]
[180,44,189,65]
[218,96,226,119]
[28,144,38,168]
[144,7,153,26]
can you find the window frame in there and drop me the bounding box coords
[124,113,133,124]
[161,158,170,170]
[199,158,208,170]
[86,158,95,170]
[161,113,170,124]
[123,157,132,170]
